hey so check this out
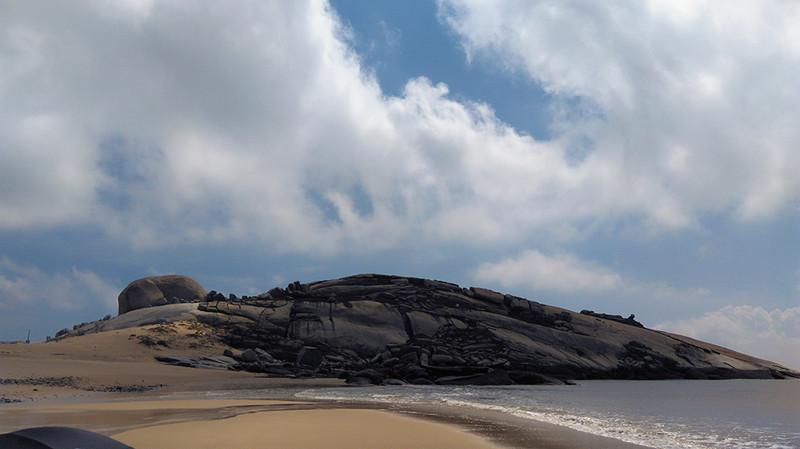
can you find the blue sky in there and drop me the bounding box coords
[1,0,798,368]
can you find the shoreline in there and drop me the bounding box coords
[1,330,653,448]
[1,394,653,449]
[380,401,654,449]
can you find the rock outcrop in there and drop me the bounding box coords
[118,275,207,315]
[193,274,796,384]
[60,273,799,384]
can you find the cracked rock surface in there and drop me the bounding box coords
[59,273,800,385]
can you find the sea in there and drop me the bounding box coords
[295,380,799,449]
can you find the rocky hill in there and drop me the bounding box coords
[58,274,798,385]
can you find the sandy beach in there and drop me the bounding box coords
[1,323,650,449]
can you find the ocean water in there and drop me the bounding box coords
[296,380,800,449]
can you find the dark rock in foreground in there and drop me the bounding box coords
[0,426,133,449]
[63,274,800,385]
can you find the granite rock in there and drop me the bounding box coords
[64,273,799,385]
[193,274,798,384]
[118,275,207,315]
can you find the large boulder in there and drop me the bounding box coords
[118,275,207,315]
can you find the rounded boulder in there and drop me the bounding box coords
[118,275,207,315]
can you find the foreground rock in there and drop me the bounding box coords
[0,427,134,449]
[60,274,800,385]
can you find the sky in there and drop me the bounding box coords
[1,0,798,369]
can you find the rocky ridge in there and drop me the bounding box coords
[57,274,799,385]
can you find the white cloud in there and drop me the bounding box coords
[471,249,727,310]
[439,0,800,224]
[1,0,798,259]
[0,256,119,312]
[0,0,593,254]
[656,305,800,370]
[474,250,624,293]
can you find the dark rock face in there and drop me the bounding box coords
[118,275,207,315]
[580,310,643,327]
[189,274,797,384]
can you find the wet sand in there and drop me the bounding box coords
[113,405,504,449]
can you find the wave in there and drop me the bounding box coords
[295,382,798,449]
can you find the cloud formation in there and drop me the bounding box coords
[0,0,571,253]
[474,250,623,293]
[0,255,119,340]
[0,256,118,312]
[657,305,800,370]
[4,0,797,259]
[440,0,800,224]
[0,254,121,341]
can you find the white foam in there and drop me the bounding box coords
[295,384,797,449]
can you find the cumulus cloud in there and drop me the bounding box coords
[439,0,800,224]
[472,249,726,312]
[0,256,119,312]
[1,0,798,259]
[0,0,590,254]
[656,305,800,370]
[474,250,623,293]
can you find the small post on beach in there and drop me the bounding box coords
[26,329,31,344]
